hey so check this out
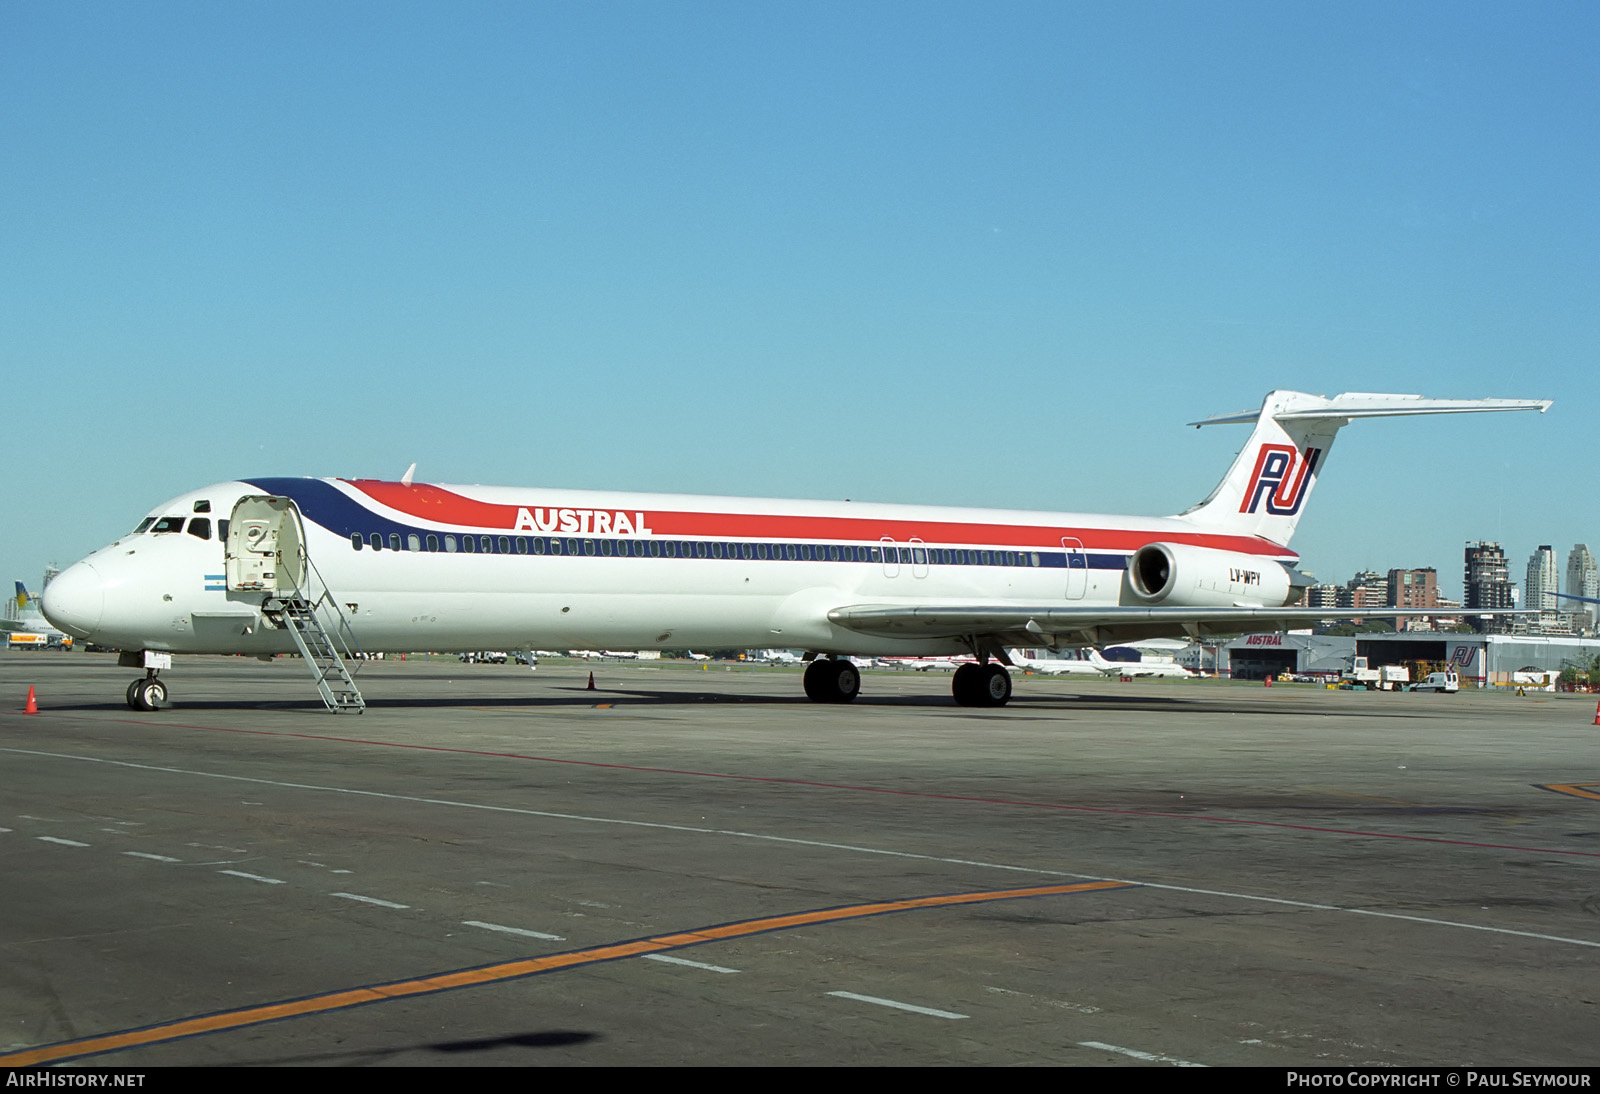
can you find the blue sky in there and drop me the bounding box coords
[4,2,1595,600]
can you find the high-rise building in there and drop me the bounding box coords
[1569,544,1599,629]
[1526,546,1558,612]
[1388,568,1439,630]
[1345,570,1388,622]
[1464,541,1513,633]
[1305,583,1342,626]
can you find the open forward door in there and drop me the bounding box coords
[225,496,306,593]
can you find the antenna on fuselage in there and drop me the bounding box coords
[400,462,416,486]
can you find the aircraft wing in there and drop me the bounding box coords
[828,603,1449,648]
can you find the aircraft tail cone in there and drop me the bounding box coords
[587,672,595,691]
[24,685,37,714]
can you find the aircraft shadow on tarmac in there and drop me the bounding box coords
[230,1030,600,1066]
[53,686,1423,718]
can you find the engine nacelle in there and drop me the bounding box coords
[1124,542,1295,608]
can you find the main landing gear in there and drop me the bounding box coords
[126,670,167,712]
[803,657,861,703]
[952,662,1012,708]
[802,655,1013,707]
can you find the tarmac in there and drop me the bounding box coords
[1,651,1597,1067]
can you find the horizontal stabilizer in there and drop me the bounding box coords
[1189,392,1551,427]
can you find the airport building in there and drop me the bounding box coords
[1215,630,1600,686]
[1218,632,1354,680]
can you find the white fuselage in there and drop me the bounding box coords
[43,476,1296,658]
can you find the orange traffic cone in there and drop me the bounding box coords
[586,672,596,691]
[1592,701,1599,726]
[24,685,38,714]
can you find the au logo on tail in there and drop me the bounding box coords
[1240,444,1322,515]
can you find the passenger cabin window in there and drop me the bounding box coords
[187,518,212,540]
[152,516,185,534]
[426,534,439,552]
[370,533,383,551]
[351,533,363,550]
[388,533,401,551]
[407,534,420,551]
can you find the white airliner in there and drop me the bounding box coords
[1011,647,1192,678]
[3,582,72,649]
[875,655,976,671]
[1010,648,1105,677]
[41,390,1548,712]
[1086,650,1193,679]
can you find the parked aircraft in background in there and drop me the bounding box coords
[3,582,72,650]
[875,655,976,671]
[1009,648,1104,676]
[1086,649,1192,679]
[1011,648,1193,679]
[42,391,1548,712]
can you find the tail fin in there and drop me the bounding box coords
[15,583,30,613]
[1177,390,1550,547]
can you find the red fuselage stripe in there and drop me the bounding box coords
[344,481,1295,560]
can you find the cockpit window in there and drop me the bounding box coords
[187,518,212,540]
[151,516,185,534]
[133,517,156,534]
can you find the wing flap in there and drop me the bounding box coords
[827,603,1453,647]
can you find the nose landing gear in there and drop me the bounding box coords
[119,652,174,711]
[126,671,168,711]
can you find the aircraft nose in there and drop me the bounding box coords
[42,562,105,638]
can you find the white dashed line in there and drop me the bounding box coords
[463,920,564,941]
[331,892,410,910]
[37,837,89,847]
[11,747,1600,952]
[826,992,967,1019]
[643,954,739,973]
[219,870,285,885]
[1078,1041,1207,1067]
[123,851,181,863]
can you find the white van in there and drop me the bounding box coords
[1410,671,1460,693]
